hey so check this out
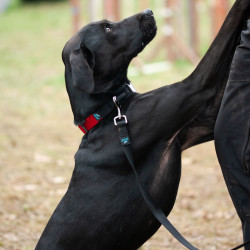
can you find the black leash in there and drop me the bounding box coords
[113,96,250,250]
[113,97,198,250]
[231,240,250,250]
[113,95,250,250]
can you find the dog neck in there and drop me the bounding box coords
[73,80,136,128]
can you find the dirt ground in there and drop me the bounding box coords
[0,81,244,250]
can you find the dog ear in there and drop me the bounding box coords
[69,44,95,94]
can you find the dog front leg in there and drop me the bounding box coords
[189,0,250,93]
[176,0,250,150]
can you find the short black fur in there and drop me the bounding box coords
[36,3,250,249]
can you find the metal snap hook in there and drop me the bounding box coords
[113,96,121,119]
[113,96,128,126]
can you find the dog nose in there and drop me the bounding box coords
[143,9,154,17]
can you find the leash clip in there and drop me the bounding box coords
[113,96,128,126]
[114,115,128,126]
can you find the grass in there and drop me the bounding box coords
[0,0,197,129]
[0,1,242,250]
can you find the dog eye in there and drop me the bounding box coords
[105,27,112,32]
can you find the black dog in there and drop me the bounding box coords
[36,1,250,249]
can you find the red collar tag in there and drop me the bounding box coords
[78,113,102,134]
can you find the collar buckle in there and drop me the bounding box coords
[127,82,137,93]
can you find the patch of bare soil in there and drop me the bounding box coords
[0,86,242,250]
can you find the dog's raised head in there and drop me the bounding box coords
[62,9,156,125]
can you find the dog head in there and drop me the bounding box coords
[62,9,157,124]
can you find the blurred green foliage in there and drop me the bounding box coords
[0,0,196,94]
[21,0,66,3]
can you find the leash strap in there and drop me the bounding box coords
[113,99,198,250]
[113,96,250,250]
[231,240,250,250]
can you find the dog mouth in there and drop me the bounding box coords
[140,17,157,50]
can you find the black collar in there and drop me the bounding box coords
[78,83,136,134]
